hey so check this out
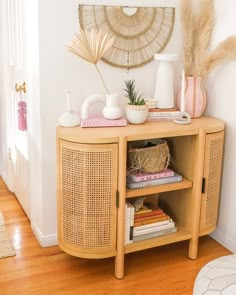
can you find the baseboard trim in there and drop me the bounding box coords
[0,172,13,192]
[210,229,236,253]
[31,222,58,247]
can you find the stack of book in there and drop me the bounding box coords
[147,107,181,121]
[126,168,183,189]
[125,201,177,244]
[80,115,127,128]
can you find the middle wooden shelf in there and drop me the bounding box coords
[126,177,193,198]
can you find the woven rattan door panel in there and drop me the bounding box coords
[199,131,224,235]
[58,140,118,258]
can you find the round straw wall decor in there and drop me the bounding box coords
[79,5,175,69]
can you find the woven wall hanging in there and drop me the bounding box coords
[79,5,175,69]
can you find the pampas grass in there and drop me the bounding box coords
[203,36,236,76]
[181,0,196,76]
[181,0,236,77]
[192,0,214,76]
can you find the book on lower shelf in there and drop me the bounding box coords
[134,208,164,220]
[81,115,127,128]
[127,168,175,182]
[133,206,152,215]
[134,214,170,227]
[125,202,135,245]
[126,172,183,189]
[133,219,175,236]
[133,227,177,242]
[125,198,177,245]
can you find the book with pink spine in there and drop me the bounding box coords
[127,168,175,182]
[81,115,127,128]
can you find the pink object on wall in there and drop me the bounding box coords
[177,76,206,118]
[18,101,27,131]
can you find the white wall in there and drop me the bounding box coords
[35,0,236,251]
[33,0,182,244]
[205,0,236,252]
[0,1,13,190]
[2,0,235,252]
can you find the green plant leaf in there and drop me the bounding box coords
[123,79,145,105]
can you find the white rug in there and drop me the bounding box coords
[0,210,15,258]
[193,254,236,295]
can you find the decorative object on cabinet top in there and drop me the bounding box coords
[181,0,236,77]
[127,139,170,174]
[58,92,80,127]
[68,29,124,121]
[80,115,127,128]
[124,80,148,125]
[67,28,114,94]
[78,3,175,69]
[154,53,178,109]
[124,80,145,106]
[180,0,236,119]
[174,70,192,123]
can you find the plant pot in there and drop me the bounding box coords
[125,104,148,124]
[103,93,122,120]
[176,76,206,118]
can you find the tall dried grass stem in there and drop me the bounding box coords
[181,0,196,76]
[203,36,236,76]
[193,0,215,76]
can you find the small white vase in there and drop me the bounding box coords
[59,92,80,127]
[154,54,178,108]
[125,104,148,124]
[59,111,80,127]
[103,93,122,120]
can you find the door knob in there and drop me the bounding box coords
[15,82,26,93]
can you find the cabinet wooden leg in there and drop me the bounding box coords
[115,253,125,279]
[188,238,198,259]
[114,136,127,279]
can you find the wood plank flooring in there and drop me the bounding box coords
[0,177,232,295]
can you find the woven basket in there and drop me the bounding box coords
[127,139,170,173]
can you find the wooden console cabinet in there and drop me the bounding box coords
[57,116,224,279]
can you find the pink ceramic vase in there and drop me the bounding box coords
[177,76,206,118]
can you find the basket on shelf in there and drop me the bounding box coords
[127,139,170,173]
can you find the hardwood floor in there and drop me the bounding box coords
[0,177,232,295]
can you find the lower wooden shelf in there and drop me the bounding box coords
[125,227,191,254]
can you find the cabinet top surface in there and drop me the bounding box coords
[57,116,225,144]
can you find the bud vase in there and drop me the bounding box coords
[177,76,206,118]
[103,93,122,120]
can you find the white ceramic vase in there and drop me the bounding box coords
[103,93,122,120]
[154,54,178,108]
[125,104,148,124]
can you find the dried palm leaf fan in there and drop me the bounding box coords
[67,29,114,93]
[79,5,175,69]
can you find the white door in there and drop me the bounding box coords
[0,0,30,218]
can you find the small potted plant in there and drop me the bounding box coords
[124,80,148,124]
